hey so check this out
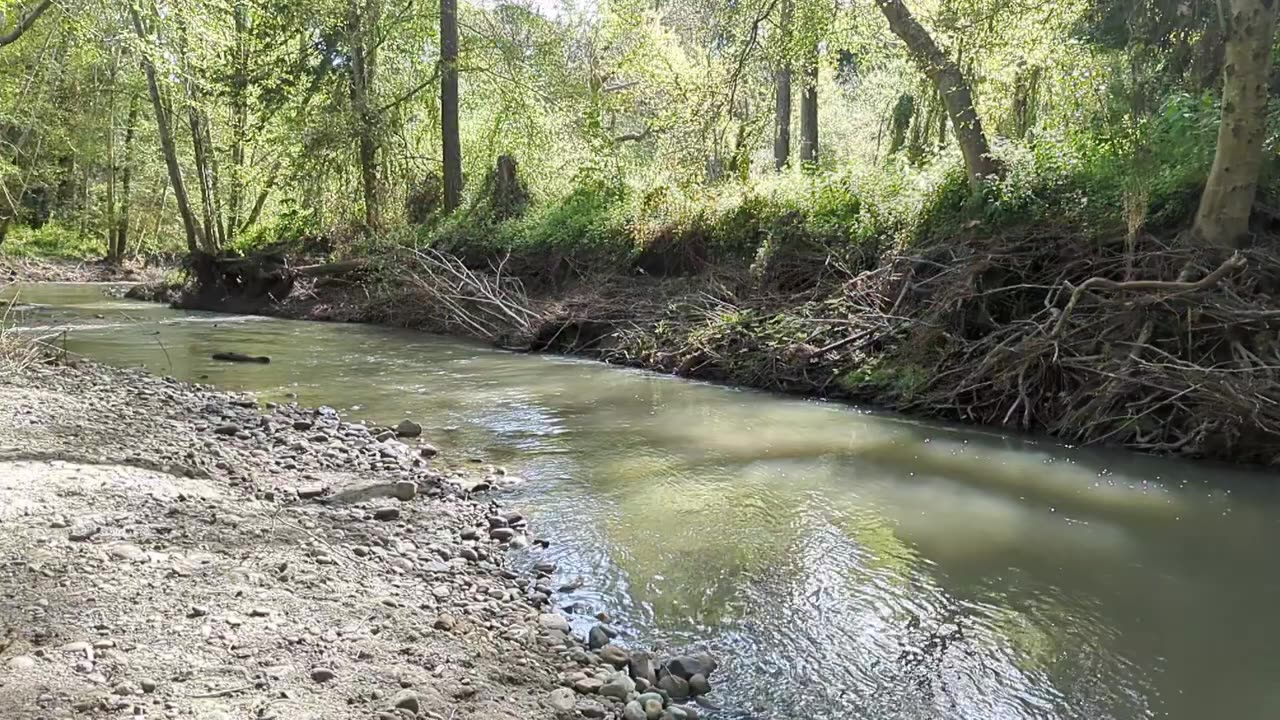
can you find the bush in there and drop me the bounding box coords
[1,222,102,260]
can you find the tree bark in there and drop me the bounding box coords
[118,94,138,260]
[798,44,818,165]
[106,52,120,262]
[349,0,383,229]
[227,0,249,244]
[875,0,1000,194]
[774,67,792,169]
[441,0,463,212]
[1192,0,1279,247]
[0,0,53,50]
[128,1,206,254]
[773,0,793,170]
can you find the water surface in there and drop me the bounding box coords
[5,282,1280,720]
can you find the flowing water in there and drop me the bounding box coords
[5,282,1280,720]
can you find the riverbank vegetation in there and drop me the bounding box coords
[4,0,1280,463]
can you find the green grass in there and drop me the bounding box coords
[1,222,104,261]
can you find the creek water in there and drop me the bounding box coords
[5,282,1280,720]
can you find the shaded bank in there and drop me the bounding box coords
[161,230,1280,469]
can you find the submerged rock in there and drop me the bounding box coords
[395,419,422,438]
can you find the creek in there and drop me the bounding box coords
[6,282,1280,720]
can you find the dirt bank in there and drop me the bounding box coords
[0,256,161,285]
[0,359,719,720]
[161,238,1280,468]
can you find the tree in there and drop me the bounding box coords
[1191,0,1279,247]
[875,0,1000,194]
[348,0,384,229]
[0,0,54,51]
[128,0,207,254]
[441,0,463,212]
[773,0,792,170]
[798,42,818,164]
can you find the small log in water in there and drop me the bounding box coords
[211,352,270,364]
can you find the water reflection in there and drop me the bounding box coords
[6,283,1280,720]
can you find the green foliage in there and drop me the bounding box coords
[1,223,103,260]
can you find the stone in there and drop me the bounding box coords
[68,523,99,542]
[297,485,327,499]
[588,625,610,650]
[688,674,710,696]
[214,424,240,436]
[663,707,689,720]
[664,655,710,680]
[292,420,314,431]
[643,698,664,720]
[599,672,635,701]
[547,687,575,713]
[373,507,400,522]
[572,676,603,694]
[624,701,647,720]
[392,481,418,502]
[419,444,439,458]
[111,682,137,696]
[391,690,420,714]
[658,674,689,700]
[140,679,158,693]
[395,420,422,438]
[489,528,514,542]
[576,700,607,718]
[6,655,36,670]
[539,613,570,632]
[629,652,657,686]
[599,644,629,668]
[310,667,337,683]
[433,614,456,631]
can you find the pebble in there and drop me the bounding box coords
[599,671,635,701]
[310,667,337,683]
[624,701,648,720]
[391,689,420,713]
[140,679,158,693]
[68,523,99,542]
[547,687,576,712]
[214,424,240,436]
[5,655,36,670]
[392,480,418,501]
[373,507,400,521]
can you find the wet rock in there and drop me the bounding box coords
[310,667,337,683]
[395,420,422,438]
[624,701,647,720]
[600,671,635,701]
[688,673,711,696]
[391,690,420,714]
[629,652,657,686]
[599,644,629,668]
[588,625,610,650]
[373,507,400,522]
[547,687,576,713]
[419,444,439,458]
[664,655,712,680]
[489,527,514,542]
[658,674,689,700]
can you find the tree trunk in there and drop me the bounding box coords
[106,53,120,262]
[128,1,205,254]
[1192,0,1279,247]
[875,0,1000,194]
[227,0,248,244]
[774,67,792,170]
[118,94,138,260]
[799,44,818,165]
[349,0,383,229]
[0,0,53,50]
[441,0,463,212]
[773,0,792,170]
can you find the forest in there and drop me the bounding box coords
[3,0,1280,463]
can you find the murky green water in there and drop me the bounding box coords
[6,282,1280,720]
